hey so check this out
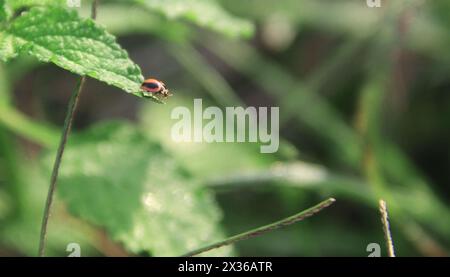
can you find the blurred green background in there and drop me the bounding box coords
[0,0,449,256]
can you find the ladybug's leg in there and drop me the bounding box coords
[161,87,171,98]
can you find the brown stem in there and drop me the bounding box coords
[379,199,396,257]
[181,198,336,257]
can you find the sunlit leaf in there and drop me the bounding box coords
[0,6,161,102]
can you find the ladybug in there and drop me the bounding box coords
[141,78,172,98]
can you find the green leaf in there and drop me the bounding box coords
[137,0,254,38]
[0,6,161,102]
[44,121,231,256]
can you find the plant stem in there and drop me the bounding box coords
[181,198,336,257]
[379,199,396,257]
[38,0,98,257]
[38,77,86,257]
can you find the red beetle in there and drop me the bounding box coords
[141,78,172,98]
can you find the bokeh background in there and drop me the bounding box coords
[0,0,449,256]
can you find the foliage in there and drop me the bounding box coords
[0,0,449,257]
[47,121,231,256]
